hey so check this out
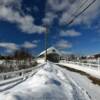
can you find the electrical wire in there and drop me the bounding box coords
[71,0,89,16]
[67,0,96,25]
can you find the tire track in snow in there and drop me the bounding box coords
[50,62,91,100]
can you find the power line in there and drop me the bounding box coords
[71,0,89,16]
[67,0,96,25]
[44,0,96,62]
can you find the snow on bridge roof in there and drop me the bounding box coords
[38,47,61,57]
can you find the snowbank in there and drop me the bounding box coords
[59,62,100,79]
[60,67,100,100]
[0,62,90,100]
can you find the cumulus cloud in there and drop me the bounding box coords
[44,0,99,26]
[42,12,57,26]
[0,42,18,50]
[56,40,72,49]
[0,0,46,34]
[0,41,37,54]
[0,0,22,9]
[22,41,37,49]
[46,0,70,13]
[60,29,81,37]
[18,16,46,34]
[32,40,40,43]
[61,50,73,55]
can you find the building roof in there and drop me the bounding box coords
[38,47,61,57]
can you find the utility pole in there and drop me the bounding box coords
[45,27,48,62]
[44,0,96,63]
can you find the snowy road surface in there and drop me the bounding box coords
[58,64,100,100]
[0,62,98,100]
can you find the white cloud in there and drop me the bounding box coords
[0,41,37,51]
[0,0,22,8]
[61,50,73,55]
[56,40,72,49]
[42,12,57,26]
[0,41,38,55]
[60,0,100,25]
[46,0,70,12]
[0,42,18,50]
[18,15,46,34]
[0,0,46,34]
[60,29,81,37]
[32,40,40,43]
[22,41,37,49]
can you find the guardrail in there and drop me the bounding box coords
[0,63,46,92]
[0,63,45,81]
[60,60,100,71]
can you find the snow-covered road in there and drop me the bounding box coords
[58,64,100,100]
[0,62,98,100]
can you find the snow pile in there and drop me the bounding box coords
[0,62,90,100]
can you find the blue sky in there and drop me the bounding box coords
[0,0,100,56]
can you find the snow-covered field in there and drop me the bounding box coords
[0,62,92,100]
